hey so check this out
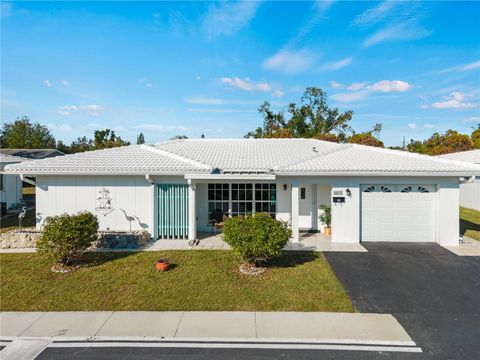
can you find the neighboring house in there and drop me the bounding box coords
[0,149,64,160]
[0,153,30,209]
[437,149,480,211]
[5,139,480,246]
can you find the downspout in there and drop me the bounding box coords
[20,174,36,186]
[145,174,155,239]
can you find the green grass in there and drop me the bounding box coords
[0,251,353,312]
[460,207,480,241]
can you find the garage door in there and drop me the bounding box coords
[361,184,436,242]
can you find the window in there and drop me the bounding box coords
[401,186,412,193]
[380,186,392,193]
[417,186,429,193]
[208,183,276,218]
[300,187,306,199]
[255,183,276,216]
[208,183,229,215]
[364,186,375,193]
[0,175,3,191]
[231,183,253,216]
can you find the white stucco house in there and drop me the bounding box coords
[5,139,480,246]
[1,153,29,210]
[437,149,480,211]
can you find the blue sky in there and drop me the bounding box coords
[1,1,479,146]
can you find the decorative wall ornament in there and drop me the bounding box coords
[96,188,114,216]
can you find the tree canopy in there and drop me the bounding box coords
[407,129,475,155]
[245,87,353,140]
[0,116,56,149]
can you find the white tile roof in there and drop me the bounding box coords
[436,149,480,164]
[4,139,480,177]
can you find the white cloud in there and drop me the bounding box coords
[353,0,399,26]
[317,57,353,72]
[263,48,317,74]
[367,80,411,93]
[331,91,370,102]
[329,81,343,89]
[220,77,271,92]
[363,22,430,47]
[186,96,226,105]
[424,124,435,129]
[427,92,476,109]
[272,89,285,98]
[408,123,417,129]
[440,60,480,73]
[289,0,335,44]
[465,116,480,122]
[195,75,201,80]
[57,104,104,117]
[43,80,52,88]
[61,80,70,86]
[347,82,367,91]
[330,79,412,103]
[202,0,261,39]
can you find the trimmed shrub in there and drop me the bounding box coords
[36,212,99,265]
[222,213,292,265]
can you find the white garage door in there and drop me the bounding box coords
[361,184,436,242]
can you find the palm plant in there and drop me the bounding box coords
[319,204,331,227]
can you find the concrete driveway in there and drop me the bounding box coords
[325,243,480,360]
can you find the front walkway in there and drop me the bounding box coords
[142,232,366,252]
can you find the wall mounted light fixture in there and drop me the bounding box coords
[346,188,352,196]
[283,184,288,191]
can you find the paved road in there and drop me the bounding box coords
[325,243,480,360]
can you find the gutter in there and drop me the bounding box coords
[20,174,36,186]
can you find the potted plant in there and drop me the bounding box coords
[155,258,170,272]
[319,204,332,235]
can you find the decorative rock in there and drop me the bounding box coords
[0,229,42,249]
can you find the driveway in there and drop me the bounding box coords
[325,243,480,359]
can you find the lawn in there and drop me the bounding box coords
[0,251,353,312]
[460,207,480,241]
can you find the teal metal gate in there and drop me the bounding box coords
[157,184,189,239]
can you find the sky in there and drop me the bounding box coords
[1,0,480,147]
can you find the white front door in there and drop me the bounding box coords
[361,184,436,242]
[299,184,315,229]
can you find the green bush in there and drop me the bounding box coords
[222,213,292,265]
[36,212,99,265]
[319,204,331,226]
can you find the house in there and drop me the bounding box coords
[0,148,64,160]
[437,149,480,211]
[0,153,30,210]
[4,139,480,246]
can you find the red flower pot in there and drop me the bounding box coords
[155,258,170,272]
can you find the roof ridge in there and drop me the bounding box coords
[349,143,480,170]
[142,144,212,171]
[275,143,352,171]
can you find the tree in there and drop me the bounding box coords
[408,129,474,155]
[171,135,188,140]
[347,123,384,148]
[471,124,480,149]
[245,87,353,139]
[0,116,55,149]
[70,136,94,153]
[94,129,130,149]
[136,133,145,144]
